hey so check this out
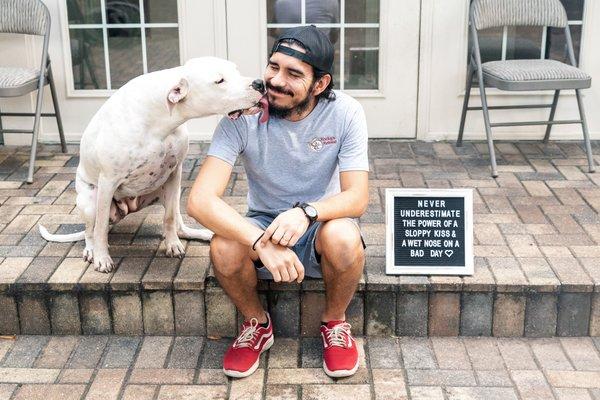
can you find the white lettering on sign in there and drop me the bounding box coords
[398,196,463,260]
[418,200,446,208]
[418,220,441,227]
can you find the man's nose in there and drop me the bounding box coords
[251,79,265,93]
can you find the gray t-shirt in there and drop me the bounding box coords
[207,90,369,214]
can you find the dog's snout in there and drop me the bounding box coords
[251,79,265,93]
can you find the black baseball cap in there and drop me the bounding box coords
[270,25,334,75]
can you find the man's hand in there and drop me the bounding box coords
[255,240,305,283]
[260,207,310,247]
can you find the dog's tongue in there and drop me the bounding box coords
[259,95,269,124]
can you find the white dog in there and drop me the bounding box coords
[39,57,267,272]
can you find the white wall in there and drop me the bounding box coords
[417,0,600,141]
[1,0,599,144]
[0,0,227,145]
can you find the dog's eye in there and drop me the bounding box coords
[215,78,225,84]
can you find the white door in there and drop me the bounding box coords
[223,0,420,138]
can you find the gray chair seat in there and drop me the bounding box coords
[0,67,45,97]
[482,59,591,91]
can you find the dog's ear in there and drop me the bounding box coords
[166,78,189,115]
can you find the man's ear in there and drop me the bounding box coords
[166,78,189,115]
[312,74,331,97]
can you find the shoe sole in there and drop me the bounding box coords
[323,357,360,378]
[223,335,274,378]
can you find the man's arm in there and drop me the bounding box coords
[260,170,368,247]
[310,99,369,221]
[186,156,263,247]
[309,170,369,221]
[187,155,305,283]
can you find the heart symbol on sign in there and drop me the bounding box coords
[444,250,454,257]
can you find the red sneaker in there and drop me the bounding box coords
[320,320,359,378]
[223,312,274,378]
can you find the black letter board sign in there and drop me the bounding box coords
[385,188,473,275]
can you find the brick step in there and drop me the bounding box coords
[1,255,598,337]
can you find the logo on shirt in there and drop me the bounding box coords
[308,136,337,152]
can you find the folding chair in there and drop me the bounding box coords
[0,0,67,183]
[457,0,594,178]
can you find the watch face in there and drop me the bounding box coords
[305,205,318,219]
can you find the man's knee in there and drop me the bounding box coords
[317,219,365,271]
[210,235,249,277]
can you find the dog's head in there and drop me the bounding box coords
[166,57,267,120]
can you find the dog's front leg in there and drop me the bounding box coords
[162,163,186,258]
[93,174,120,272]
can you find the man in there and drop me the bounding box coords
[187,25,369,379]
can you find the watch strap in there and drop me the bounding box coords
[293,202,317,224]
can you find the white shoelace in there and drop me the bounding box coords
[233,318,260,349]
[325,322,353,348]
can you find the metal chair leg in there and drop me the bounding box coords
[543,90,560,143]
[27,83,45,183]
[457,64,475,147]
[477,81,498,178]
[575,89,595,173]
[0,104,4,146]
[48,65,67,153]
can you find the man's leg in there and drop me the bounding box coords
[210,235,267,324]
[212,234,274,378]
[315,219,365,322]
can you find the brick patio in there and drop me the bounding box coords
[0,139,599,337]
[1,335,600,399]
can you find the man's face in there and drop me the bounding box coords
[264,43,317,118]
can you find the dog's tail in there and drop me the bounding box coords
[178,225,214,241]
[38,224,86,242]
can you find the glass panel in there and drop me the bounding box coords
[319,27,340,85]
[306,0,340,24]
[470,27,503,63]
[346,0,379,23]
[505,26,543,59]
[344,28,378,89]
[146,28,180,72]
[267,0,301,24]
[266,27,341,87]
[144,0,178,23]
[559,0,584,20]
[546,25,581,63]
[267,27,279,51]
[67,0,102,24]
[69,28,107,89]
[108,28,143,88]
[105,0,140,24]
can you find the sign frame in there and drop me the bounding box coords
[385,188,474,276]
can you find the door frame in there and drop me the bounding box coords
[255,0,389,99]
[224,0,420,138]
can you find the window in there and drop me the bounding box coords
[472,0,584,65]
[266,0,380,90]
[66,0,180,91]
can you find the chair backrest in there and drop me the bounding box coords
[0,0,49,36]
[471,0,568,30]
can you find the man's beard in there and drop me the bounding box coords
[267,82,315,119]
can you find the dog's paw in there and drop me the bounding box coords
[165,239,185,259]
[83,248,94,263]
[94,253,115,273]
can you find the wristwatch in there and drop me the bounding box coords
[293,202,318,225]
